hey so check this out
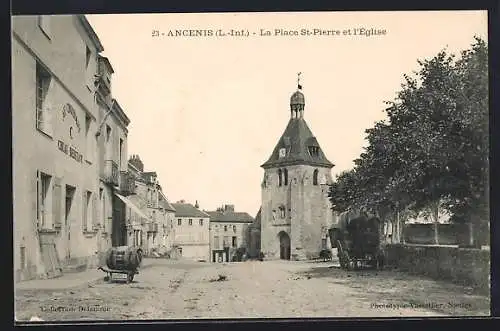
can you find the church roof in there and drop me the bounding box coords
[261,117,334,169]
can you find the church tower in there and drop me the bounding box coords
[260,75,334,260]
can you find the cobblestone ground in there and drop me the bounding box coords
[15,259,490,321]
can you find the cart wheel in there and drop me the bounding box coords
[127,274,134,283]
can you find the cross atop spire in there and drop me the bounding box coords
[297,72,302,90]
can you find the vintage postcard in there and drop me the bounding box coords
[12,10,490,322]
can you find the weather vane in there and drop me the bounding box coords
[297,72,302,90]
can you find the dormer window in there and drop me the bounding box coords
[279,148,286,158]
[308,146,319,157]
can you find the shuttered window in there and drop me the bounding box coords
[52,177,62,229]
[83,191,92,231]
[36,62,52,136]
[92,194,98,230]
[37,171,52,229]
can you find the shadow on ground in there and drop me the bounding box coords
[297,265,490,316]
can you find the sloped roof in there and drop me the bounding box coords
[206,210,255,223]
[261,118,334,169]
[172,203,210,218]
[158,192,176,212]
[127,194,148,212]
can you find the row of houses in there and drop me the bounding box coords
[12,15,259,282]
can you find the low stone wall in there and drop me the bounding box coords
[385,244,490,293]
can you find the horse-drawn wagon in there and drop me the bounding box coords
[329,211,385,270]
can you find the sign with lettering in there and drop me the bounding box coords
[58,140,83,163]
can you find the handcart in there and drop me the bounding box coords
[98,266,139,283]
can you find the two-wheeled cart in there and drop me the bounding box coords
[98,246,143,283]
[98,266,139,283]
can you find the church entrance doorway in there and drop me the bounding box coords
[278,231,291,260]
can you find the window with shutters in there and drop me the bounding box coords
[188,219,192,226]
[178,219,182,226]
[52,177,62,229]
[38,16,51,39]
[223,236,229,248]
[232,236,237,248]
[214,236,220,249]
[37,171,53,230]
[233,225,237,233]
[83,191,92,232]
[36,63,53,136]
[85,114,93,163]
[20,246,26,270]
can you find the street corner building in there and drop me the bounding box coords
[170,201,211,261]
[11,15,134,281]
[206,204,254,262]
[260,82,335,261]
[121,156,177,257]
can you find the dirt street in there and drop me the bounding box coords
[15,259,490,321]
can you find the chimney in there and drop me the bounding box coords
[195,200,199,208]
[224,204,235,212]
[129,154,144,172]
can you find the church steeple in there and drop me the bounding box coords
[290,72,305,119]
[261,75,334,170]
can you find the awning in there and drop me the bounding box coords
[114,193,150,220]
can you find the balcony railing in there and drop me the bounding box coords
[97,63,112,96]
[147,222,158,233]
[104,160,119,186]
[119,171,136,196]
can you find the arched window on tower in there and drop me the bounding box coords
[278,169,282,186]
[284,169,288,185]
[278,205,286,218]
[313,169,319,186]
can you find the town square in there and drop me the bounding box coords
[12,11,490,321]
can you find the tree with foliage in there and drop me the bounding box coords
[328,37,488,245]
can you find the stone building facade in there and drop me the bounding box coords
[260,83,334,260]
[170,201,210,261]
[207,204,254,262]
[121,155,176,256]
[12,15,133,281]
[246,208,262,258]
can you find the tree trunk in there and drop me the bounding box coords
[433,202,439,245]
[469,221,474,246]
[396,209,400,243]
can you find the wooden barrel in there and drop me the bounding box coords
[105,246,143,271]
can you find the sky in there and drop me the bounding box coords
[86,11,487,216]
